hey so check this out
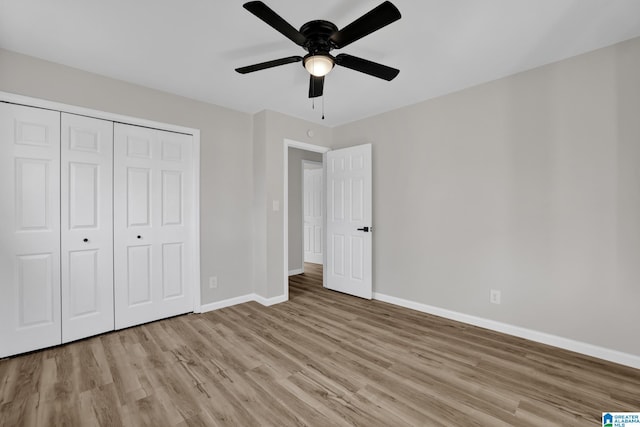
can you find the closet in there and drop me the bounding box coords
[0,99,199,358]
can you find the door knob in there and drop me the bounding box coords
[356,227,370,232]
[83,238,89,242]
[137,235,142,239]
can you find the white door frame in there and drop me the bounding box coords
[283,139,329,301]
[0,91,202,313]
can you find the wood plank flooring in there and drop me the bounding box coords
[1,262,639,426]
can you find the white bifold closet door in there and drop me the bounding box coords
[60,113,114,343]
[113,123,194,329]
[0,103,61,358]
[1,101,197,358]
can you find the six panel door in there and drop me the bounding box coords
[325,144,373,299]
[0,103,62,358]
[304,165,324,264]
[61,113,114,343]
[113,123,194,329]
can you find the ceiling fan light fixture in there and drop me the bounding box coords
[304,54,334,77]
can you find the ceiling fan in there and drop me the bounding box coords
[235,1,401,99]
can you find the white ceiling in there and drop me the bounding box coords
[2,0,640,127]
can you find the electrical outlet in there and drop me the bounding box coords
[490,289,501,304]
[209,276,218,289]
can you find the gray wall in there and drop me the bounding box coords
[288,148,323,273]
[332,37,640,356]
[0,48,254,305]
[253,110,333,299]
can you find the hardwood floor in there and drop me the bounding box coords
[1,262,639,426]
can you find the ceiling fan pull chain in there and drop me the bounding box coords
[322,95,325,120]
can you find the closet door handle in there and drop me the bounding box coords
[137,235,142,239]
[83,238,89,243]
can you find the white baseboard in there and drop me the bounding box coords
[199,293,287,313]
[253,294,288,307]
[288,268,304,276]
[373,292,640,370]
[199,294,255,313]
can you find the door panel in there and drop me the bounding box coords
[69,162,99,228]
[61,113,114,343]
[68,249,99,316]
[0,103,61,358]
[15,159,52,230]
[127,167,152,226]
[332,235,345,275]
[351,178,364,220]
[325,144,372,299]
[17,254,55,326]
[127,135,151,158]
[162,170,183,225]
[162,243,184,299]
[127,245,152,305]
[114,123,193,329]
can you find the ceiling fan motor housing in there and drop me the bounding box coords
[300,20,339,55]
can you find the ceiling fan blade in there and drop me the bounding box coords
[308,75,324,98]
[335,54,399,81]
[329,1,401,49]
[243,1,307,46]
[235,56,303,74]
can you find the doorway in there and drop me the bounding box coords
[283,140,373,301]
[283,140,329,300]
